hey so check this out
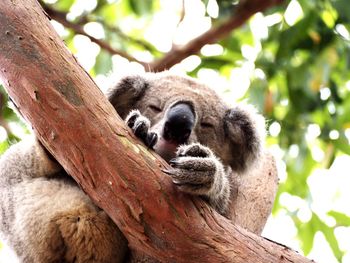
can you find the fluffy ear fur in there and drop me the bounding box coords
[106,75,150,118]
[223,104,266,172]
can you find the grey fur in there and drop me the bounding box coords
[0,71,265,262]
[0,139,127,263]
[164,143,230,215]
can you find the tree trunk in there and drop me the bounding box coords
[0,0,311,262]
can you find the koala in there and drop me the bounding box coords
[108,72,265,216]
[0,72,266,263]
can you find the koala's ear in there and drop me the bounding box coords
[106,75,149,118]
[223,104,266,172]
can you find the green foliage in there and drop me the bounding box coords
[94,50,113,75]
[55,0,75,11]
[0,85,23,154]
[128,0,155,16]
[329,211,350,226]
[1,0,350,261]
[294,213,344,260]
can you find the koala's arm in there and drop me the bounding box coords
[168,105,266,216]
[175,104,265,216]
[164,144,231,216]
[0,137,61,185]
[124,110,231,215]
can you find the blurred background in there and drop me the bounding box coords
[1,0,350,262]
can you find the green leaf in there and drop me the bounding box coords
[99,3,119,23]
[55,0,75,12]
[328,211,350,226]
[322,227,343,261]
[333,137,350,155]
[276,13,317,63]
[320,1,338,28]
[298,221,316,254]
[0,140,10,155]
[216,0,237,19]
[314,213,344,261]
[128,0,154,16]
[200,56,235,69]
[94,51,112,75]
[333,0,350,23]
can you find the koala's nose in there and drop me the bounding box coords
[163,103,195,144]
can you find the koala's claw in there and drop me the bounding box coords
[177,143,212,158]
[165,143,221,196]
[126,111,138,129]
[146,132,158,149]
[126,110,158,148]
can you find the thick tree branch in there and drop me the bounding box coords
[0,0,311,262]
[150,0,285,71]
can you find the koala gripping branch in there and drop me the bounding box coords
[0,1,311,262]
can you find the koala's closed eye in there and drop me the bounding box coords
[200,122,214,129]
[200,117,216,129]
[148,105,162,112]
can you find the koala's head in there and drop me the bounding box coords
[107,72,265,172]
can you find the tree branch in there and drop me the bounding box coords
[0,0,312,262]
[41,0,284,73]
[77,15,157,53]
[149,0,285,72]
[41,3,148,67]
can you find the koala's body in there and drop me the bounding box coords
[0,72,276,263]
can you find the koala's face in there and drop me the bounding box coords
[132,74,229,162]
[107,72,264,171]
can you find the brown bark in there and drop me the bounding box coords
[0,0,311,262]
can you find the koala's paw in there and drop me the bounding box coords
[125,110,158,148]
[164,143,224,196]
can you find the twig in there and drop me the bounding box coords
[42,4,148,67]
[77,15,157,52]
[41,0,284,72]
[177,0,186,27]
